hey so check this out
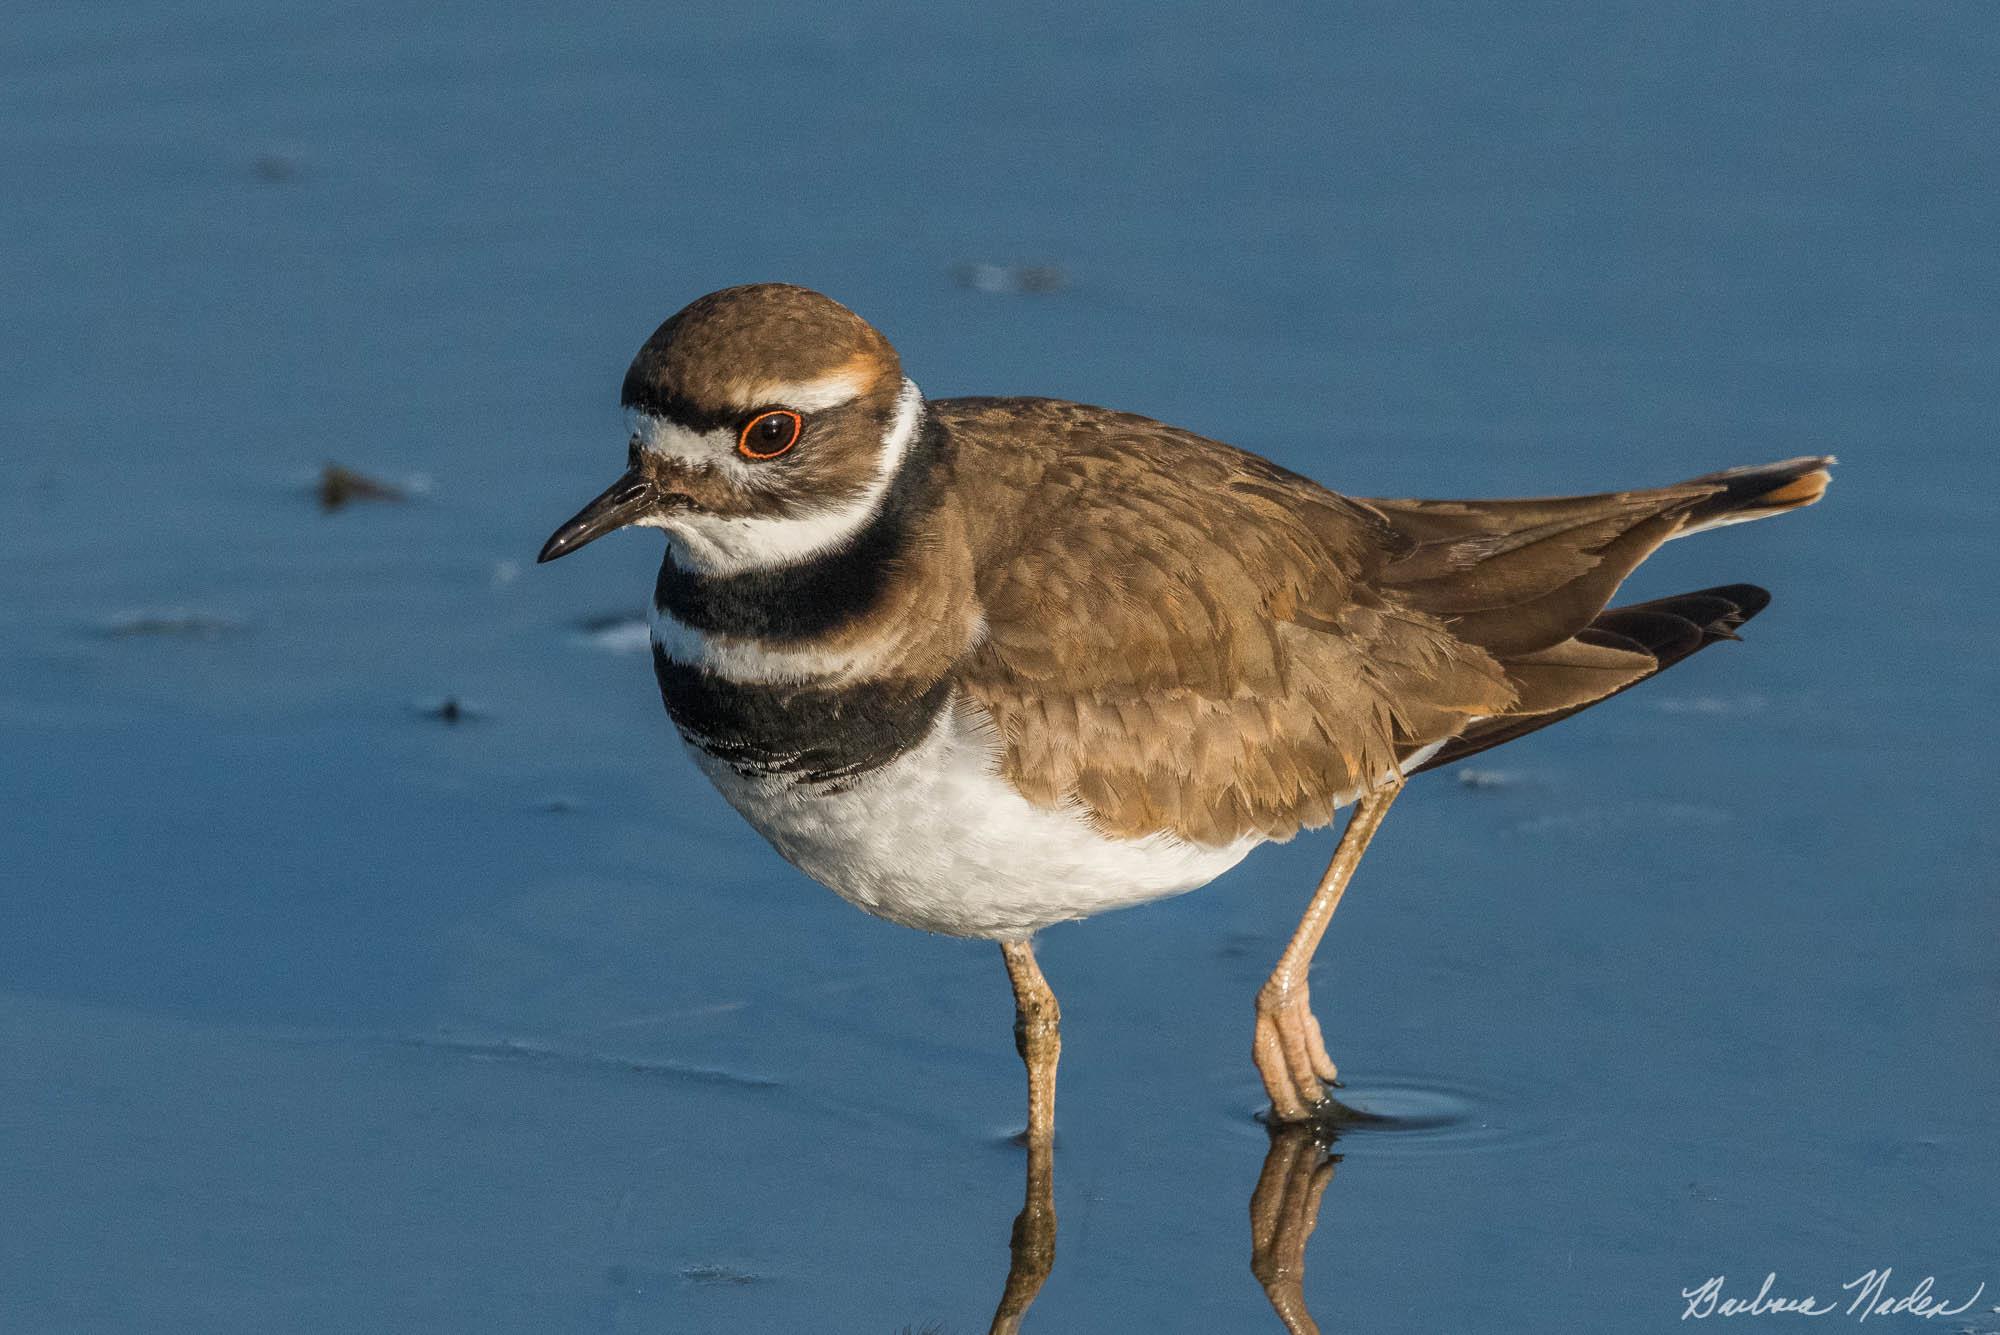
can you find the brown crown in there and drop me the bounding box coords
[622,283,902,417]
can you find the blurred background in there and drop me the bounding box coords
[3,3,1996,1331]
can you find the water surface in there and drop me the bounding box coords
[3,4,1996,1331]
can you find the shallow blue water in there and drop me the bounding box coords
[3,4,1997,1332]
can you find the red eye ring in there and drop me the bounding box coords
[737,409,802,460]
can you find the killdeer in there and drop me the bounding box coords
[538,283,1832,1138]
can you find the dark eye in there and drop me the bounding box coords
[737,409,802,460]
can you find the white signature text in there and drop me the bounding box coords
[1681,1270,1991,1322]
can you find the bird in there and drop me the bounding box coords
[537,282,1832,1140]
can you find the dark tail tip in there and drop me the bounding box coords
[1681,456,1835,531]
[1588,583,1772,659]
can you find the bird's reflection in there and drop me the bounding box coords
[1248,1122,1344,1335]
[985,1103,1369,1333]
[986,1137,1056,1334]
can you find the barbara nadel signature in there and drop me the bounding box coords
[1683,1269,1994,1323]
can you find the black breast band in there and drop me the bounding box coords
[652,647,954,784]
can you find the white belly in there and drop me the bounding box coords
[683,699,1264,939]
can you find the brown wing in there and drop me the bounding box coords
[942,398,1515,845]
[944,398,1830,845]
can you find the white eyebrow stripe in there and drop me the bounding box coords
[735,370,871,412]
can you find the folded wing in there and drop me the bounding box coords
[944,394,1830,846]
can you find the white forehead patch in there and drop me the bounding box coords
[630,414,739,470]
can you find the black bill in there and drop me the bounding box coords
[537,469,660,563]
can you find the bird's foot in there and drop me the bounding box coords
[1253,986,1342,1122]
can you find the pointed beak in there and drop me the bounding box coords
[537,468,660,563]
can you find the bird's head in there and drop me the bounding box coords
[538,283,920,574]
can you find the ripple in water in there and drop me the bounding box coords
[1256,1072,1571,1159]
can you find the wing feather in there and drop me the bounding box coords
[939,399,1828,843]
[943,400,1510,843]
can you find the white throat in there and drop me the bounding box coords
[642,376,924,577]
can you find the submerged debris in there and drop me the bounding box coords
[1455,768,1516,791]
[317,463,405,512]
[251,153,302,183]
[415,696,479,725]
[951,261,1067,295]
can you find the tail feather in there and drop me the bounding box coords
[1366,455,1832,660]
[1376,455,1829,773]
[1410,583,1772,774]
[1674,455,1835,536]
